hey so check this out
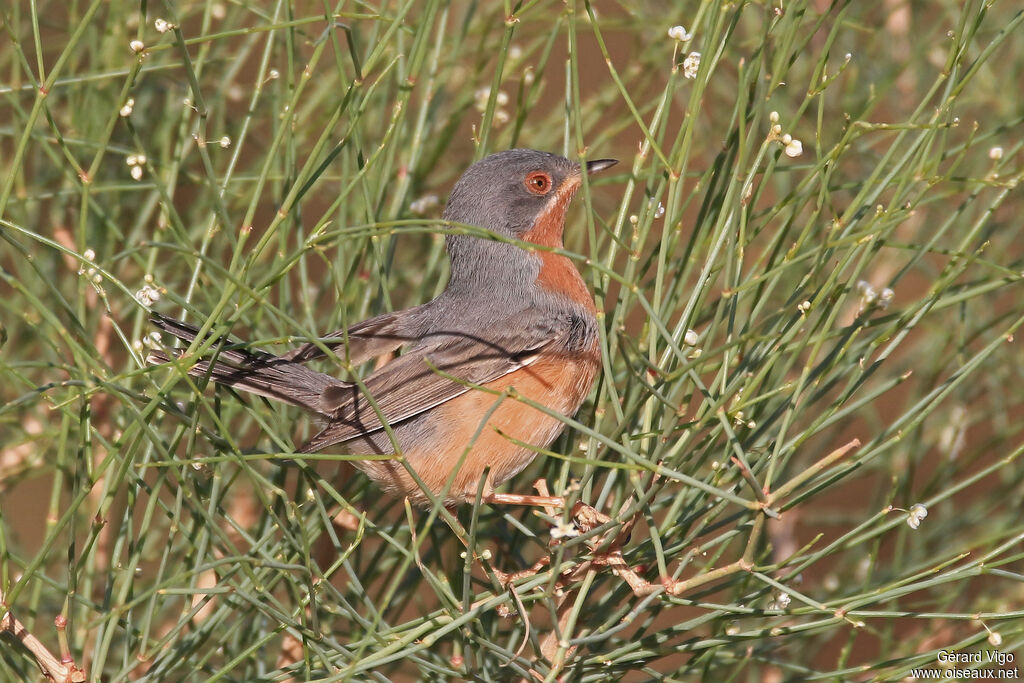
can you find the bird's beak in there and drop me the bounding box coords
[561,157,618,193]
[584,158,618,174]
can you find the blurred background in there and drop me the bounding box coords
[1,1,1022,679]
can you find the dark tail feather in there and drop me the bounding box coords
[149,312,275,366]
[150,312,205,345]
[147,313,341,414]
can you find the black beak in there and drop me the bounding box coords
[584,158,618,174]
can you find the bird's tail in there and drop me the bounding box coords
[147,312,340,414]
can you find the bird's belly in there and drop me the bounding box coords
[351,351,599,505]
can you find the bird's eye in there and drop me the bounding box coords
[524,171,553,195]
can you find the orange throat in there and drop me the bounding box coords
[522,175,596,312]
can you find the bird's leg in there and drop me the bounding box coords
[483,481,665,600]
[481,478,569,513]
[479,481,569,604]
[481,491,566,509]
[483,480,618,536]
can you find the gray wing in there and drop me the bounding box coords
[299,311,573,452]
[281,307,424,366]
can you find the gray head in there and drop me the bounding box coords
[441,149,617,293]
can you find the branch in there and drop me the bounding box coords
[1,593,85,683]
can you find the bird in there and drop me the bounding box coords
[148,149,618,507]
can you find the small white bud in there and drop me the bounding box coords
[879,287,894,308]
[988,630,1003,647]
[119,98,135,117]
[83,248,95,261]
[550,520,579,539]
[684,329,700,346]
[667,25,692,42]
[906,503,928,530]
[989,146,1003,160]
[682,52,701,79]
[268,68,280,80]
[154,18,172,33]
[781,133,792,145]
[130,165,144,181]
[784,138,803,157]
[219,136,231,148]
[473,88,489,112]
[856,280,877,310]
[134,284,161,306]
[409,194,440,215]
[769,111,779,123]
[129,39,146,54]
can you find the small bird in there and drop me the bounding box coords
[148,149,617,507]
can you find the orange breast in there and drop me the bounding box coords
[535,253,597,312]
[359,349,599,505]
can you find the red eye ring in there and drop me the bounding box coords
[524,171,553,195]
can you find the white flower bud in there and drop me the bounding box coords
[906,503,928,529]
[682,52,701,79]
[667,25,692,42]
